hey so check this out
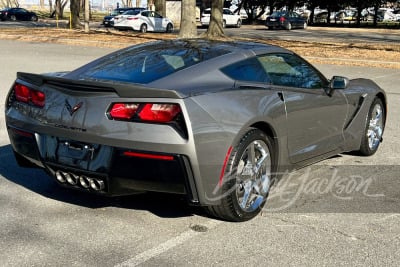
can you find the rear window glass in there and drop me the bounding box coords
[76,43,230,84]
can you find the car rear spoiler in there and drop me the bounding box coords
[16,72,185,99]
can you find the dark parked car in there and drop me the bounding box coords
[266,11,307,30]
[5,40,386,221]
[0,7,38,21]
[102,7,145,27]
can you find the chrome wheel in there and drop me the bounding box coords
[235,139,271,212]
[367,103,383,151]
[205,129,274,221]
[358,97,385,156]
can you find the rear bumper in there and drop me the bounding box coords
[7,126,201,204]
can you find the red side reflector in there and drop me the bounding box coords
[138,104,181,123]
[219,146,233,187]
[123,151,174,161]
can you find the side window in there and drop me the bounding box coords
[258,53,324,89]
[221,57,270,83]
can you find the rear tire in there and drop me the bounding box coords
[358,98,385,156]
[285,22,292,30]
[205,129,274,222]
[140,23,147,33]
[10,15,16,21]
[31,15,38,21]
[222,20,226,28]
[303,22,307,29]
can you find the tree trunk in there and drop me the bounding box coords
[179,0,198,38]
[203,0,225,39]
[84,0,90,33]
[154,0,166,17]
[55,0,62,18]
[49,0,53,14]
[70,0,82,29]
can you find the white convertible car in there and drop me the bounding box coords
[113,10,174,33]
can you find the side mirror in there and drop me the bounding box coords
[326,76,349,96]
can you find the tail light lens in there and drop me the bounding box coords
[127,17,138,20]
[280,17,286,22]
[108,102,187,138]
[138,104,181,123]
[108,103,181,123]
[14,83,45,108]
[109,103,139,120]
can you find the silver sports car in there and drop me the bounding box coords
[5,39,386,221]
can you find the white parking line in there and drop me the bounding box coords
[114,219,222,267]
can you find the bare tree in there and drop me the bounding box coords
[52,0,68,19]
[70,0,81,29]
[202,0,226,39]
[154,0,166,16]
[84,0,89,32]
[1,0,20,7]
[179,0,198,38]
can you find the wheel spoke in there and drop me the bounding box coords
[247,143,256,167]
[367,103,384,150]
[240,181,252,209]
[236,138,272,212]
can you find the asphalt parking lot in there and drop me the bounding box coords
[0,39,399,266]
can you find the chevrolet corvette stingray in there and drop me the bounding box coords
[5,39,386,221]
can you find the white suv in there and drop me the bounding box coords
[201,8,242,28]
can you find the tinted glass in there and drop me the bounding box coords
[76,43,230,84]
[221,57,270,83]
[258,53,324,89]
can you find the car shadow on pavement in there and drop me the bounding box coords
[0,144,204,219]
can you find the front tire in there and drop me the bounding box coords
[236,19,242,28]
[166,23,173,33]
[358,98,385,156]
[10,15,16,21]
[206,129,274,222]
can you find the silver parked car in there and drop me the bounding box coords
[5,40,386,221]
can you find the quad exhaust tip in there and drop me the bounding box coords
[55,170,105,191]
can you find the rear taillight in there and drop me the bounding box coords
[109,103,139,120]
[108,103,181,123]
[138,104,181,123]
[14,83,45,108]
[127,17,138,20]
[280,17,286,22]
[109,102,187,138]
